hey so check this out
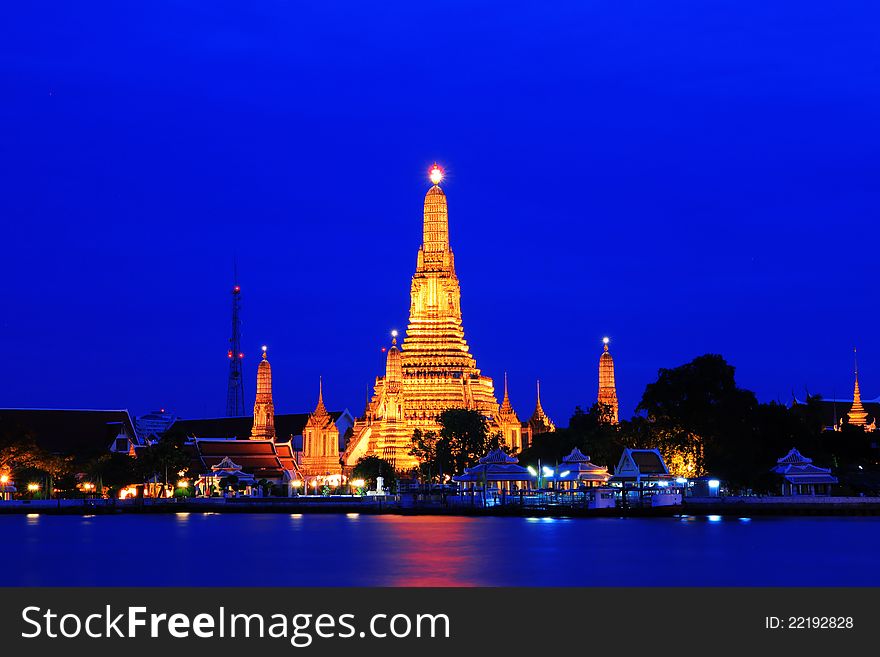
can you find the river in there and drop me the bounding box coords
[1,513,876,586]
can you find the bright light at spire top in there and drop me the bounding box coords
[262,345,267,352]
[391,330,398,338]
[603,337,610,344]
[429,163,443,185]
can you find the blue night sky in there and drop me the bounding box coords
[1,2,878,423]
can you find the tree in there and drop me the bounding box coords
[437,408,496,475]
[409,429,447,482]
[137,434,192,487]
[351,456,397,491]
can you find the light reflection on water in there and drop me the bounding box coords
[1,513,879,587]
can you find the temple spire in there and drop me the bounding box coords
[249,345,275,440]
[528,379,556,436]
[314,376,329,417]
[499,372,514,414]
[421,163,451,264]
[598,337,619,424]
[848,347,868,426]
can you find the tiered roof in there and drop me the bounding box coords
[452,449,535,483]
[771,448,838,486]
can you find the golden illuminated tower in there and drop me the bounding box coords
[527,379,556,437]
[249,345,275,440]
[301,377,342,476]
[848,348,868,427]
[343,164,514,471]
[598,337,619,424]
[496,373,524,452]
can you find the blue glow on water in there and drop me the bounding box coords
[1,514,879,586]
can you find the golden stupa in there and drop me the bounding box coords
[249,346,276,440]
[848,348,869,427]
[597,337,619,424]
[343,164,523,471]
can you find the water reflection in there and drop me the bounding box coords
[374,516,477,586]
[2,514,879,586]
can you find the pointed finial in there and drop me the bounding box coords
[261,345,268,360]
[854,347,859,379]
[536,379,542,403]
[504,371,509,396]
[318,375,323,403]
[391,329,398,347]
[429,162,443,186]
[603,336,610,352]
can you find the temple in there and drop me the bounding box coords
[597,337,619,424]
[526,380,556,438]
[249,346,275,440]
[343,164,523,471]
[299,378,342,478]
[792,349,877,432]
[847,348,870,427]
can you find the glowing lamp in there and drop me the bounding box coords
[0,475,8,484]
[177,480,189,488]
[391,329,398,338]
[429,163,443,185]
[352,479,366,488]
[527,466,537,476]
[238,352,244,359]
[603,337,610,345]
[27,483,40,492]
[560,470,571,478]
[262,345,267,352]
[233,285,240,293]
[708,479,721,489]
[291,480,303,488]
[542,466,554,477]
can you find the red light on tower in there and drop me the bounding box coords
[227,350,233,359]
[238,352,244,359]
[233,285,241,293]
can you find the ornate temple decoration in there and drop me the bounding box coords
[300,378,342,476]
[249,346,276,440]
[847,348,874,429]
[527,379,556,437]
[343,164,520,471]
[597,337,619,424]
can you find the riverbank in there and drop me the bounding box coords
[3,495,880,517]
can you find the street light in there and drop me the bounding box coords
[27,483,40,493]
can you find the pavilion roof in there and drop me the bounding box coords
[449,449,536,481]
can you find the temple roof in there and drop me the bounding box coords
[453,449,534,483]
[479,448,519,464]
[614,448,670,478]
[562,447,592,463]
[167,412,345,442]
[771,448,834,480]
[187,438,300,480]
[776,447,812,466]
[792,397,879,429]
[0,408,141,457]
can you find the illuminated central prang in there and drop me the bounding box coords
[342,164,524,470]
